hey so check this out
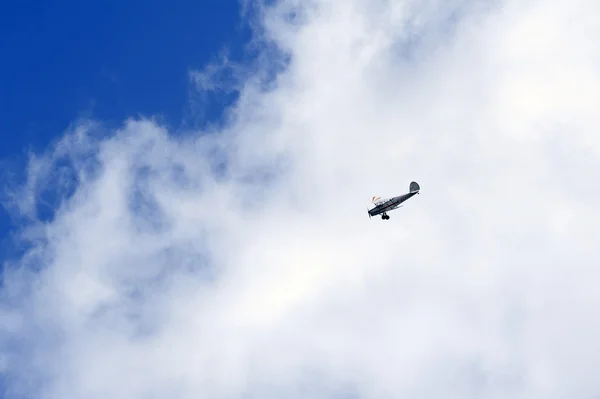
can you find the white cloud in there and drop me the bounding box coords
[2,0,600,397]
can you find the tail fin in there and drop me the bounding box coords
[409,181,420,193]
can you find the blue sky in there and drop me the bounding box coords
[0,0,249,152]
[0,0,250,258]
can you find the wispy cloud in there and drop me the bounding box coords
[1,0,600,397]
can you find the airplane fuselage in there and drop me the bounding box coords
[368,191,417,218]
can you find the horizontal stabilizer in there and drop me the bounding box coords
[409,181,420,193]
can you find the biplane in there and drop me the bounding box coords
[368,181,420,220]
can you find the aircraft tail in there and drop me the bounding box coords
[409,181,420,193]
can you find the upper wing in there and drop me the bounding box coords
[371,196,387,206]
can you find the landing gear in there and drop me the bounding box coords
[381,213,390,220]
